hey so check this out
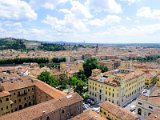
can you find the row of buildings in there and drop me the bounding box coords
[88,67,160,120]
[0,69,83,120]
[71,100,160,120]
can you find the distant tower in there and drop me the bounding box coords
[95,44,99,56]
[129,59,133,70]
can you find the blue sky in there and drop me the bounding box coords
[0,0,160,43]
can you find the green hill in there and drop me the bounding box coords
[0,38,26,50]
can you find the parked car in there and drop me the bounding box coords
[130,105,136,112]
[84,98,95,105]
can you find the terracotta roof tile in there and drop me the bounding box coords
[71,109,106,120]
[145,109,160,120]
[0,91,10,97]
[0,93,82,120]
[100,101,139,120]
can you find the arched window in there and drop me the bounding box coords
[29,102,32,106]
[138,108,142,115]
[24,103,27,107]
[19,105,22,110]
[6,98,9,101]
[47,116,50,120]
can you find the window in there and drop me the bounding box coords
[47,117,50,120]
[14,100,16,103]
[1,108,3,111]
[62,110,64,113]
[100,90,102,93]
[138,108,142,115]
[149,106,153,109]
[19,99,21,102]
[19,105,22,110]
[29,102,32,106]
[0,100,2,103]
[24,103,27,107]
[28,89,30,92]
[148,113,151,116]
[14,93,16,95]
[6,98,9,101]
[138,102,142,105]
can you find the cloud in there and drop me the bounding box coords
[137,6,160,20]
[120,0,140,4]
[88,15,121,27]
[43,2,55,10]
[42,14,89,33]
[71,1,93,19]
[85,0,122,14]
[42,1,93,32]
[43,0,122,33]
[105,24,160,36]
[0,0,37,21]
[31,0,68,10]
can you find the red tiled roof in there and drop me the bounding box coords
[100,101,139,120]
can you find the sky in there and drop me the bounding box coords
[0,0,160,43]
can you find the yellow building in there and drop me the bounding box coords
[88,69,145,106]
[145,73,154,88]
[100,101,139,120]
[120,61,131,69]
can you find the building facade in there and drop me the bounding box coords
[136,86,160,119]
[100,101,139,120]
[88,69,145,106]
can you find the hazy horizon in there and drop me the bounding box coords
[1,0,160,43]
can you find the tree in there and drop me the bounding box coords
[99,65,108,72]
[70,76,78,89]
[83,57,99,77]
[76,70,87,82]
[75,80,86,96]
[70,72,87,96]
[52,57,66,63]
[37,71,59,87]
